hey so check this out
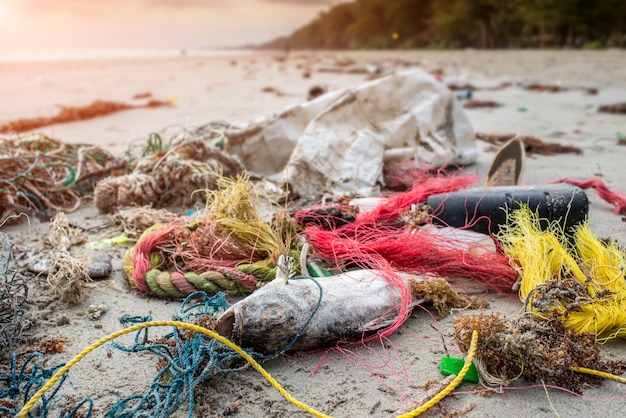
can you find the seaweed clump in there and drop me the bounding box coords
[453,312,626,393]
[476,132,582,156]
[409,278,489,317]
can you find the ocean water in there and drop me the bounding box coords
[0,47,254,63]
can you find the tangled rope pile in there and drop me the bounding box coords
[498,206,626,342]
[94,133,245,214]
[0,134,123,224]
[124,175,302,297]
[0,233,32,359]
[123,172,522,302]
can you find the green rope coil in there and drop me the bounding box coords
[137,267,263,298]
[146,269,170,297]
[184,272,222,294]
[155,271,187,298]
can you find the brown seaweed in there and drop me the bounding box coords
[462,100,502,109]
[598,103,626,114]
[476,132,582,156]
[0,99,171,134]
[454,313,626,393]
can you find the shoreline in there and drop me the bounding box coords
[0,47,258,63]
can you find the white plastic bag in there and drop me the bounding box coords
[225,69,477,198]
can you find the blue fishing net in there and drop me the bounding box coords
[0,352,69,416]
[106,292,240,418]
[0,290,259,417]
[0,232,31,358]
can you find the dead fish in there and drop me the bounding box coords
[215,269,421,355]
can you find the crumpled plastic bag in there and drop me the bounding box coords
[225,69,477,198]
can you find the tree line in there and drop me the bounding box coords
[259,0,626,50]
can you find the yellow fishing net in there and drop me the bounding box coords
[499,206,626,343]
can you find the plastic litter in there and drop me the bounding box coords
[456,89,473,100]
[439,355,479,383]
[224,69,478,199]
[426,183,589,235]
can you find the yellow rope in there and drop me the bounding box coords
[18,320,332,418]
[571,366,626,384]
[396,330,479,418]
[540,378,561,418]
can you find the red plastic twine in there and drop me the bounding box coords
[304,174,519,341]
[556,178,626,215]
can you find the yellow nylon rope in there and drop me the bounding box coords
[396,330,478,418]
[570,366,626,384]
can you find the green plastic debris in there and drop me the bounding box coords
[84,233,134,249]
[439,355,479,383]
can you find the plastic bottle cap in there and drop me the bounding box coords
[439,355,479,383]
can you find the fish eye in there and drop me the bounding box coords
[262,304,285,321]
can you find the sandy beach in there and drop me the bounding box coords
[2,49,626,417]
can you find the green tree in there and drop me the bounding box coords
[384,0,434,47]
[321,4,357,48]
[432,0,526,48]
[257,0,625,50]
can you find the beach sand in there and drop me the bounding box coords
[2,49,626,417]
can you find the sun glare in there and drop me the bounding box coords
[0,3,11,23]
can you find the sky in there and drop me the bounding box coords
[0,0,336,50]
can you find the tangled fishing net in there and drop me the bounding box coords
[0,134,123,225]
[498,206,626,342]
[0,233,32,360]
[0,292,247,417]
[124,175,302,298]
[0,352,67,416]
[94,134,245,214]
[106,293,241,417]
